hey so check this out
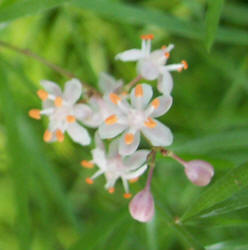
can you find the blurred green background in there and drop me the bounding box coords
[0,0,248,249]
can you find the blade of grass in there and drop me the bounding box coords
[205,0,225,51]
[181,162,248,221]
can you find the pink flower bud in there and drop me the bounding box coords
[184,160,214,186]
[129,188,155,223]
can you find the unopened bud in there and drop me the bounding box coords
[129,188,154,223]
[184,160,214,186]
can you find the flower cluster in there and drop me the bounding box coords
[29,35,214,223]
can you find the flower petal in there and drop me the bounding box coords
[124,165,148,180]
[73,104,92,121]
[92,148,107,170]
[142,119,173,146]
[108,138,120,158]
[137,59,160,80]
[119,131,140,156]
[130,83,153,109]
[157,71,173,95]
[98,72,123,94]
[42,99,54,109]
[123,150,150,170]
[98,122,127,139]
[63,78,82,104]
[94,132,105,151]
[40,80,62,96]
[115,49,144,61]
[151,95,173,118]
[67,122,91,145]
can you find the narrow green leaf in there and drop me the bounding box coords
[205,0,225,51]
[206,240,248,250]
[181,162,248,221]
[0,0,70,23]
[172,129,248,155]
[223,3,248,26]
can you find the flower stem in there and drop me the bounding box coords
[124,74,142,92]
[0,40,100,96]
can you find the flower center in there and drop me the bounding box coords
[128,109,146,130]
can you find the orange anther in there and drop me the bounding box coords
[105,115,118,125]
[182,60,188,70]
[123,193,132,199]
[129,177,139,183]
[144,117,157,128]
[37,89,48,101]
[135,84,143,97]
[67,115,76,123]
[54,97,63,107]
[151,98,160,109]
[140,34,154,40]
[125,133,134,145]
[56,129,64,142]
[29,109,41,120]
[43,130,52,142]
[85,178,93,185]
[161,45,167,50]
[121,91,128,97]
[165,52,170,59]
[109,93,121,105]
[108,187,115,194]
[81,160,94,169]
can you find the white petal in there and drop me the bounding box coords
[124,165,148,180]
[63,78,82,104]
[119,131,140,156]
[157,71,173,95]
[42,99,54,109]
[108,138,120,158]
[115,49,144,61]
[67,122,91,145]
[94,132,105,151]
[130,83,153,109]
[142,119,173,146]
[98,72,123,94]
[123,150,150,170]
[137,59,160,80]
[40,80,62,96]
[92,148,107,170]
[151,95,173,118]
[98,123,127,139]
[73,104,92,121]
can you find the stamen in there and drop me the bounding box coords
[67,115,76,123]
[85,178,94,185]
[144,117,157,128]
[140,34,154,40]
[56,129,64,142]
[43,130,52,142]
[182,60,188,70]
[123,193,132,199]
[129,177,139,183]
[29,109,41,120]
[151,98,160,109]
[81,160,94,168]
[54,97,63,107]
[164,52,170,59]
[135,84,143,97]
[108,187,115,194]
[109,93,121,105]
[125,133,134,145]
[105,115,118,125]
[161,45,167,50]
[37,90,48,101]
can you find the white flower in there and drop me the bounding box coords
[29,79,92,146]
[115,34,188,95]
[99,83,173,156]
[82,134,149,198]
[82,73,124,127]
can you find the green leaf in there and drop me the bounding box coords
[223,3,248,26]
[181,162,248,221]
[0,0,70,23]
[206,240,248,250]
[172,129,248,155]
[205,0,225,51]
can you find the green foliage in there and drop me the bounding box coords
[0,0,248,249]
